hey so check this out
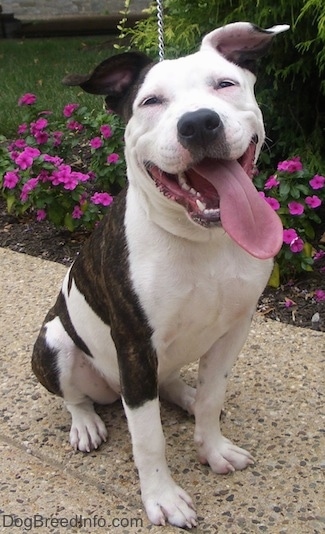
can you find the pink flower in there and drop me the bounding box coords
[309,175,325,190]
[20,178,39,201]
[63,103,79,117]
[290,237,304,253]
[37,170,51,182]
[10,150,19,161]
[15,147,40,170]
[72,205,83,219]
[90,137,103,149]
[100,125,113,138]
[64,174,80,190]
[34,131,49,144]
[284,298,296,308]
[30,118,48,134]
[107,153,120,164]
[264,175,280,190]
[314,250,325,261]
[51,164,82,190]
[52,130,63,147]
[264,196,280,210]
[288,201,304,215]
[25,147,41,158]
[36,209,46,221]
[43,154,63,166]
[277,157,303,173]
[305,195,322,209]
[4,171,19,189]
[18,123,28,135]
[14,139,26,149]
[66,120,83,132]
[73,171,90,182]
[91,192,113,206]
[314,289,325,302]
[283,228,298,245]
[18,93,37,106]
[16,153,34,170]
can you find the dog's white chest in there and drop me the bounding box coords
[125,187,272,379]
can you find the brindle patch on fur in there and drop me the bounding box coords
[32,307,62,396]
[32,188,158,408]
[70,188,158,407]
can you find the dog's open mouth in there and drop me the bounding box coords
[146,139,283,259]
[147,141,256,228]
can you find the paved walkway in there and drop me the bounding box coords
[0,248,324,533]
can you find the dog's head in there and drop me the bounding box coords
[64,22,288,258]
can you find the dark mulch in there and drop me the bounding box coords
[0,197,324,332]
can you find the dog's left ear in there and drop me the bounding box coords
[201,22,289,72]
[63,52,153,118]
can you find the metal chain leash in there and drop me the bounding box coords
[156,0,165,61]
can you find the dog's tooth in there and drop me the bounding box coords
[204,208,220,216]
[182,182,191,192]
[178,173,191,191]
[178,173,186,185]
[196,199,206,211]
[190,187,197,196]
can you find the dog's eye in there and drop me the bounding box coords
[218,80,236,89]
[141,96,162,106]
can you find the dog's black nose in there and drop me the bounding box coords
[177,109,222,148]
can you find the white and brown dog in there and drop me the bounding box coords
[32,22,288,528]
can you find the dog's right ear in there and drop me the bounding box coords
[200,22,289,73]
[62,52,153,118]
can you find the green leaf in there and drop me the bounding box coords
[296,184,310,195]
[303,221,315,240]
[279,182,290,198]
[303,242,313,258]
[290,186,301,200]
[64,213,75,232]
[268,262,280,288]
[6,195,16,213]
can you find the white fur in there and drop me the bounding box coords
[123,398,197,528]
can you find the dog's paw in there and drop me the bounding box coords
[144,483,197,528]
[67,404,108,452]
[197,436,254,474]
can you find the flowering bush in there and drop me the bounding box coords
[1,93,126,231]
[254,156,324,285]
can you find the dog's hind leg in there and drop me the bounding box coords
[60,349,117,452]
[32,315,119,452]
[160,372,196,414]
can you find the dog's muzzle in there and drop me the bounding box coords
[146,130,283,259]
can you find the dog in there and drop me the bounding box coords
[32,22,288,528]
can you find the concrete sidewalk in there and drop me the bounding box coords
[0,247,324,533]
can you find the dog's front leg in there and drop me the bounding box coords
[117,344,197,528]
[194,316,255,474]
[123,398,196,527]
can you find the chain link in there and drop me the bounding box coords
[156,0,165,61]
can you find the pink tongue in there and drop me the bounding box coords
[193,159,283,259]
